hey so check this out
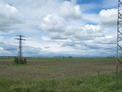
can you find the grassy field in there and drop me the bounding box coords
[0,73,122,92]
[0,57,122,92]
[0,57,118,80]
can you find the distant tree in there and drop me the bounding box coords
[14,57,18,64]
[68,56,72,58]
[14,57,27,64]
[23,58,27,64]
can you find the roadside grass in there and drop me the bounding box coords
[0,72,122,92]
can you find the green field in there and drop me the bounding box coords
[0,57,122,92]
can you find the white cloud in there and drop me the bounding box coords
[82,14,99,23]
[40,14,65,32]
[95,35,116,45]
[0,3,22,33]
[41,21,103,41]
[82,8,118,27]
[84,25,101,31]
[99,9,117,26]
[0,0,117,57]
[70,25,103,40]
[60,1,81,19]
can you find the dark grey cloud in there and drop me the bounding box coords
[0,42,17,56]
[23,46,42,56]
[0,41,42,56]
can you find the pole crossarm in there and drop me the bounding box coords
[15,35,26,40]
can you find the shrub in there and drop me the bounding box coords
[23,58,27,64]
[14,57,27,64]
[14,57,18,64]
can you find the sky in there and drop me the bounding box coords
[0,0,119,57]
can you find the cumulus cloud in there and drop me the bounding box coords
[0,0,117,57]
[95,35,116,44]
[66,25,102,41]
[99,9,117,26]
[0,3,22,33]
[82,14,99,23]
[41,14,104,41]
[41,21,116,56]
[82,8,117,27]
[40,14,65,32]
[60,1,81,19]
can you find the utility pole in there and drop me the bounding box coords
[15,35,25,64]
[116,0,122,77]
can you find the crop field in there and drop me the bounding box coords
[0,57,117,80]
[0,57,122,92]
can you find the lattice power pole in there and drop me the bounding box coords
[116,0,122,76]
[15,35,25,64]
